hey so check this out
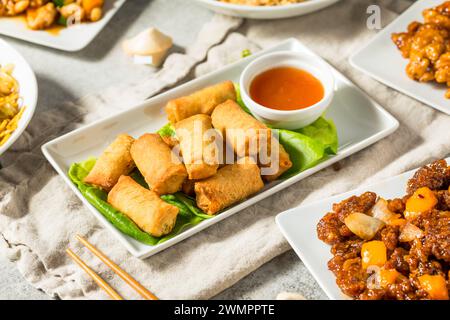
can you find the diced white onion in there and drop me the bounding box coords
[344,212,385,240]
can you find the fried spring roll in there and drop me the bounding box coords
[108,176,179,237]
[84,134,135,191]
[165,81,236,124]
[262,144,293,182]
[182,179,195,196]
[195,157,264,215]
[161,135,179,148]
[131,133,187,195]
[174,114,219,180]
[211,100,292,181]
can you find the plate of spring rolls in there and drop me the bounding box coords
[42,38,399,258]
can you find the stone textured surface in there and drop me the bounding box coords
[0,0,320,300]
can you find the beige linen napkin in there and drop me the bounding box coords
[2,0,449,300]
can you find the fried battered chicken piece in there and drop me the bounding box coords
[26,2,56,30]
[406,159,450,195]
[423,1,450,29]
[0,0,49,16]
[317,192,377,245]
[421,210,450,262]
[317,212,344,245]
[332,191,377,222]
[392,1,450,98]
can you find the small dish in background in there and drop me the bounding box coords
[350,0,450,115]
[191,0,341,20]
[0,39,37,156]
[240,51,335,129]
[0,0,126,51]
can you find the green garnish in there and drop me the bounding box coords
[52,0,65,7]
[241,49,252,58]
[57,16,67,26]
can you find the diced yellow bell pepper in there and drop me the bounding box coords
[361,240,387,270]
[389,218,407,226]
[418,275,449,300]
[82,0,104,13]
[405,187,438,219]
[379,269,400,288]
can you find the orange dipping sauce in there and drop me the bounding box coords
[250,66,324,111]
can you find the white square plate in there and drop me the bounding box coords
[350,0,450,115]
[276,156,450,300]
[0,39,37,156]
[42,38,399,259]
[0,0,126,51]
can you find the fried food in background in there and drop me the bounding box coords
[131,133,187,195]
[0,64,24,146]
[0,0,105,30]
[108,176,179,237]
[84,134,135,191]
[165,81,236,124]
[392,1,450,98]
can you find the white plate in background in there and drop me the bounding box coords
[192,0,340,19]
[276,157,450,300]
[350,0,450,115]
[0,38,37,156]
[42,38,399,259]
[0,0,126,51]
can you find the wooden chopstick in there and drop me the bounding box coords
[76,234,159,300]
[66,248,124,300]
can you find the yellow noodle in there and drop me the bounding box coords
[0,64,25,146]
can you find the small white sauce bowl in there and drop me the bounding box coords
[240,51,335,130]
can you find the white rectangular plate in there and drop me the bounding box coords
[276,156,450,300]
[350,0,450,115]
[0,0,126,51]
[42,38,399,259]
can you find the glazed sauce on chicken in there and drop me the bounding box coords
[10,14,63,36]
[249,66,324,111]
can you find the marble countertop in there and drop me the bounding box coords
[0,0,324,300]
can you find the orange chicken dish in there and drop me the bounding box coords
[391,1,450,98]
[317,160,450,300]
[0,0,105,30]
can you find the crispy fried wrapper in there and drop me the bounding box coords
[84,134,135,191]
[165,81,236,123]
[175,114,220,180]
[195,157,264,215]
[211,100,292,181]
[131,133,187,195]
[108,176,179,237]
[182,179,196,196]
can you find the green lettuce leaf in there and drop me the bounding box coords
[234,83,251,114]
[68,159,208,246]
[274,117,338,179]
[157,122,175,137]
[294,117,338,155]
